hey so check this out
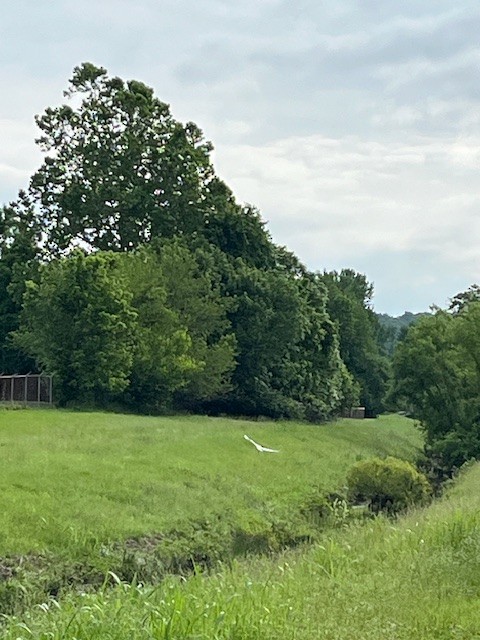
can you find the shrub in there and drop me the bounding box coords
[427,426,480,472]
[347,456,431,514]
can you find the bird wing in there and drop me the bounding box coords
[244,434,261,450]
[244,435,279,453]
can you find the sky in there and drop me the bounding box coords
[1,0,480,315]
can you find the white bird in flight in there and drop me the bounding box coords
[244,434,279,453]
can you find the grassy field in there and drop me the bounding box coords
[0,408,423,628]
[0,409,421,558]
[3,462,480,639]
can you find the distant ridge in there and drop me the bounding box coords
[377,311,430,355]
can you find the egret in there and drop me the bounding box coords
[243,434,279,453]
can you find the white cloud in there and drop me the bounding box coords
[214,133,480,276]
[374,46,480,92]
[0,119,43,200]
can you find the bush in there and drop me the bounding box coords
[347,456,431,514]
[427,426,480,472]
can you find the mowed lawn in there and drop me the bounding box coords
[0,409,422,556]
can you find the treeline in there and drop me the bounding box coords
[0,63,389,419]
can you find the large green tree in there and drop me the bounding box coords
[0,193,42,373]
[13,251,137,405]
[392,311,460,438]
[319,269,389,416]
[28,62,275,268]
[215,259,355,420]
[392,295,480,469]
[120,242,237,412]
[31,63,213,251]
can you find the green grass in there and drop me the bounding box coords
[4,462,480,639]
[0,409,420,558]
[0,408,423,628]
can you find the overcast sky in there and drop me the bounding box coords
[2,0,480,315]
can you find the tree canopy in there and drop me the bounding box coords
[29,63,274,268]
[13,251,137,404]
[319,269,389,416]
[0,62,389,420]
[392,292,480,470]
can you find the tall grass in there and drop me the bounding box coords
[4,463,480,639]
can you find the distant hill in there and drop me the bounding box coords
[377,311,430,356]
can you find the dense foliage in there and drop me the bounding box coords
[0,63,388,417]
[392,289,480,470]
[13,251,137,404]
[347,456,431,513]
[319,269,389,416]
[0,193,40,373]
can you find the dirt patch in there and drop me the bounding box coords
[122,532,165,553]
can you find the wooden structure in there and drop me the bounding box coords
[349,406,366,419]
[341,406,366,419]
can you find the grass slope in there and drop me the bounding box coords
[4,462,480,639]
[0,410,420,557]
